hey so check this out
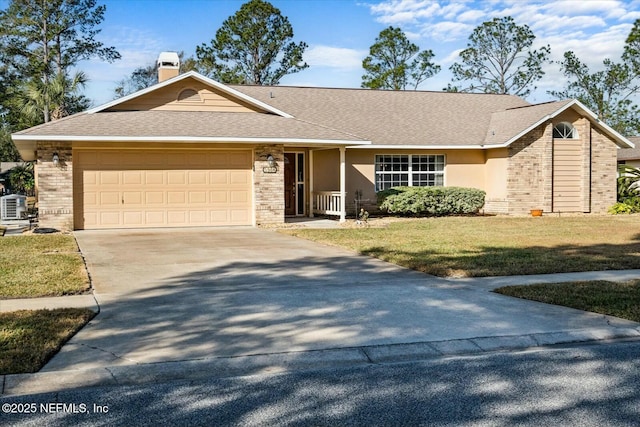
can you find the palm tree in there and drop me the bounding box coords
[21,71,88,123]
[8,162,34,195]
[617,165,640,201]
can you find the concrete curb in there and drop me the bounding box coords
[3,327,639,397]
[0,295,99,313]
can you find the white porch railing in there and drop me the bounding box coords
[312,191,343,216]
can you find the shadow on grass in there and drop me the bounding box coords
[361,240,640,277]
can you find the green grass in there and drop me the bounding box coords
[495,280,640,323]
[0,308,96,374]
[0,234,89,298]
[282,216,640,277]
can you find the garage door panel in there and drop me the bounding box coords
[188,171,207,185]
[145,192,164,204]
[189,211,208,223]
[211,210,229,223]
[84,192,98,206]
[189,191,207,204]
[167,192,186,204]
[123,211,143,225]
[230,190,249,203]
[167,171,186,185]
[123,171,143,185]
[210,171,229,184]
[123,192,143,205]
[230,209,250,223]
[84,171,98,185]
[145,211,165,225]
[211,191,228,202]
[77,149,253,229]
[100,211,121,226]
[100,192,121,206]
[100,171,120,185]
[230,171,249,184]
[146,171,165,185]
[167,211,187,225]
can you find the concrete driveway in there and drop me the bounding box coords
[43,227,638,371]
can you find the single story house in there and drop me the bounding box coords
[618,137,640,169]
[12,53,634,230]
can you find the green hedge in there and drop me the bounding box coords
[377,186,485,216]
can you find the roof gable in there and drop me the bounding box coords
[87,71,293,118]
[486,99,634,149]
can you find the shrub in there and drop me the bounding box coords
[377,186,485,216]
[609,198,640,215]
[617,165,640,200]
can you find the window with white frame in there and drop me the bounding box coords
[553,122,578,139]
[375,154,445,191]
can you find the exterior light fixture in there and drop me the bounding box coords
[263,154,278,173]
[52,152,59,166]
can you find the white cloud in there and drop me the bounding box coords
[304,45,367,70]
[424,21,474,42]
[369,0,444,24]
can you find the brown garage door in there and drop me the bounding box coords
[74,149,253,229]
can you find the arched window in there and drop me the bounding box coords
[177,88,201,102]
[553,122,578,139]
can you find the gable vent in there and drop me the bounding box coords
[178,89,201,102]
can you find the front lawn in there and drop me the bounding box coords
[495,280,640,323]
[0,234,89,298]
[282,216,640,277]
[0,308,95,374]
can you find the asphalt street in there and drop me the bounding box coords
[2,339,640,426]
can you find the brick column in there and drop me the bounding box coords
[254,144,284,225]
[36,142,74,230]
[507,122,552,214]
[590,128,617,213]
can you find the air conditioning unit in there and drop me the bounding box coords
[1,194,27,220]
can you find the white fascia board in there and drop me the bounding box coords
[569,99,634,148]
[85,71,294,118]
[11,134,370,145]
[348,144,504,149]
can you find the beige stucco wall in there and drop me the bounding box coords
[312,148,487,214]
[483,148,509,214]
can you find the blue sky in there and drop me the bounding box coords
[75,0,640,105]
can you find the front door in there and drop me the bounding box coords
[284,153,296,216]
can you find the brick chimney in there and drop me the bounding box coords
[157,52,180,82]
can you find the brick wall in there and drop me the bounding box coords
[36,142,74,230]
[506,122,553,215]
[590,127,617,213]
[254,144,284,224]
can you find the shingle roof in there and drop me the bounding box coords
[484,100,573,146]
[13,110,366,143]
[233,85,530,147]
[12,73,631,149]
[618,137,640,160]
